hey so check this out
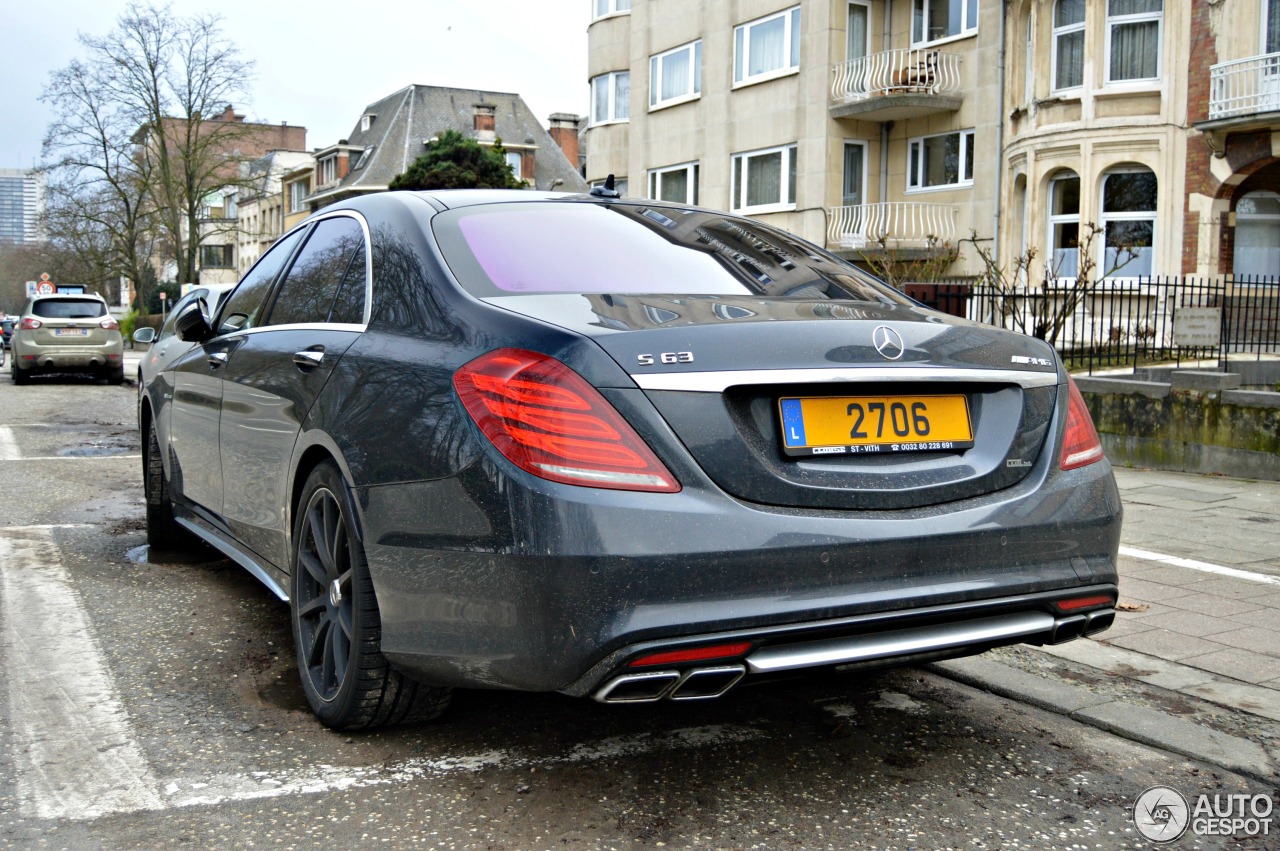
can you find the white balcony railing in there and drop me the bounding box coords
[831,49,963,102]
[826,203,959,250]
[1208,52,1280,120]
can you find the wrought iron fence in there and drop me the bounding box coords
[904,276,1280,374]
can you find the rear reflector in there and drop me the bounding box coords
[1055,594,1115,612]
[1059,375,1105,470]
[628,642,754,668]
[455,348,680,493]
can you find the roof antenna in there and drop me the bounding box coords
[589,173,621,199]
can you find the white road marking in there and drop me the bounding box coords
[1119,545,1280,586]
[0,426,19,461]
[8,455,141,462]
[0,527,165,820]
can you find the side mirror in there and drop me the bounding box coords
[132,327,156,345]
[174,298,215,343]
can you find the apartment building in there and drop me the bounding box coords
[234,150,314,276]
[585,0,1004,276]
[1186,0,1280,277]
[0,168,45,244]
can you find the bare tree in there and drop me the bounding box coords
[41,2,255,291]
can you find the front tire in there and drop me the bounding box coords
[291,461,452,730]
[144,424,195,550]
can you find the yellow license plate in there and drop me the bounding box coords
[778,395,973,457]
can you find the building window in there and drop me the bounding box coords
[912,0,978,45]
[591,71,630,124]
[353,146,374,171]
[593,0,630,19]
[650,40,702,108]
[360,114,375,132]
[1053,0,1085,91]
[289,179,310,213]
[319,156,336,185]
[648,162,699,205]
[734,7,801,86]
[200,244,233,268]
[1106,0,1162,83]
[907,130,974,190]
[842,142,866,207]
[1101,168,1157,277]
[731,144,797,213]
[506,151,524,180]
[1234,191,1280,277]
[1047,171,1081,278]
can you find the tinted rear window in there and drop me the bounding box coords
[32,299,107,319]
[432,202,907,304]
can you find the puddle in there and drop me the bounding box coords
[258,675,310,713]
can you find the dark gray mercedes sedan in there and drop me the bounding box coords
[139,189,1120,730]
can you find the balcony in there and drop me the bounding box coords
[826,203,959,253]
[1208,52,1280,121]
[830,49,963,121]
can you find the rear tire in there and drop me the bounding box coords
[12,363,28,385]
[144,425,196,550]
[107,363,125,385]
[291,461,452,730]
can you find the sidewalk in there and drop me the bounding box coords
[936,466,1280,783]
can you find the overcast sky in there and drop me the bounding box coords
[1,0,589,168]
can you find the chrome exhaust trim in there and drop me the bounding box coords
[593,670,680,703]
[668,665,746,701]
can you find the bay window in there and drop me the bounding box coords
[1107,0,1162,83]
[1101,168,1157,278]
[1053,0,1085,91]
[648,162,699,205]
[591,71,630,125]
[1048,171,1081,278]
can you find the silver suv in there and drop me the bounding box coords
[10,293,125,385]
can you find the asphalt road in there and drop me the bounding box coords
[0,371,1270,850]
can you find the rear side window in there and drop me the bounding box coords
[217,226,306,335]
[32,298,107,319]
[433,202,907,304]
[267,216,366,326]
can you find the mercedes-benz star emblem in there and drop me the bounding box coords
[872,325,905,361]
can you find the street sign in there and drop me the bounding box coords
[37,281,56,295]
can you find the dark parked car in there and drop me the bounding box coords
[132,284,233,389]
[139,190,1121,730]
[1,317,15,349]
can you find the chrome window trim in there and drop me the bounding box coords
[631,367,1059,392]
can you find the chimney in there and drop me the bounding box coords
[473,104,496,141]
[547,113,580,170]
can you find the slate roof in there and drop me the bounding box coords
[308,85,587,205]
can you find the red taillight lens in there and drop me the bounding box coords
[20,317,41,330]
[629,642,754,668]
[1055,594,1116,612]
[1059,376,1105,470]
[99,317,119,330]
[454,348,681,493]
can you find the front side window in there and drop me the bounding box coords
[731,144,797,213]
[217,227,306,335]
[1101,168,1157,277]
[734,7,801,85]
[648,162,699,205]
[912,0,978,44]
[593,0,630,19]
[650,40,702,108]
[1053,0,1086,91]
[907,130,975,190]
[1047,171,1081,278]
[591,71,630,124]
[1107,0,1162,83]
[267,216,367,327]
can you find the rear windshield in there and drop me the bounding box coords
[432,201,909,304]
[32,298,107,319]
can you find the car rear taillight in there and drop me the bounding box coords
[628,642,754,668]
[20,317,41,330]
[99,317,119,330]
[1059,375,1105,470]
[454,348,681,493]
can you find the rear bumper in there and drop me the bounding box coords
[15,341,123,371]
[358,454,1122,695]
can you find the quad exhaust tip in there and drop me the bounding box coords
[594,665,746,704]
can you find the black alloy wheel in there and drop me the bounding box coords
[291,461,451,730]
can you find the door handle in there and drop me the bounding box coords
[293,348,325,370]
[207,351,228,369]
